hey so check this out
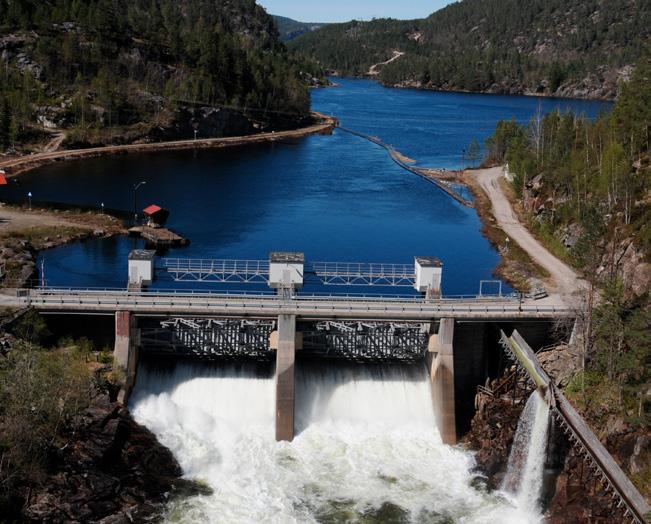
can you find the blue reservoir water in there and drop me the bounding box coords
[7,79,608,295]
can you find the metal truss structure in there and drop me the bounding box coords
[308,262,415,287]
[301,321,429,361]
[160,258,417,287]
[139,318,275,359]
[162,259,270,283]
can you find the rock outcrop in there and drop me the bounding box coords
[22,394,207,523]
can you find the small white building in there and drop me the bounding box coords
[128,250,156,287]
[269,252,304,289]
[414,256,443,297]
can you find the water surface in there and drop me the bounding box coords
[5,79,608,294]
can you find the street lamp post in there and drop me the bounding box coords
[133,181,146,223]
[27,191,32,210]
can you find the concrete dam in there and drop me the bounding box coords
[19,250,649,523]
[35,250,563,445]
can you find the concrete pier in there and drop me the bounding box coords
[275,314,297,441]
[113,311,139,404]
[427,318,457,444]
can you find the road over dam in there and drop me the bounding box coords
[7,287,570,321]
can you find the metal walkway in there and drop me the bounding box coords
[163,259,270,283]
[161,258,418,287]
[500,330,650,524]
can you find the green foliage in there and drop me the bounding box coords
[567,279,650,427]
[485,119,525,164]
[484,54,650,270]
[272,15,328,42]
[613,53,651,155]
[0,342,93,503]
[0,0,318,147]
[290,0,649,95]
[12,310,51,345]
[98,349,113,364]
[488,56,651,430]
[466,138,481,167]
[0,96,12,149]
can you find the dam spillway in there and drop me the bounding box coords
[129,359,543,523]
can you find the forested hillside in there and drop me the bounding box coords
[0,0,324,151]
[272,15,327,41]
[485,53,650,438]
[290,0,649,99]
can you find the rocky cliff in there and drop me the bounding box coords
[23,396,207,523]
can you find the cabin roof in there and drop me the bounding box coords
[143,204,164,215]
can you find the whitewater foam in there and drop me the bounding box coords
[130,360,543,523]
[502,389,550,516]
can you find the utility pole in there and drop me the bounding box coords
[133,181,146,223]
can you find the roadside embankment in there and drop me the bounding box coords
[462,166,588,302]
[0,112,336,177]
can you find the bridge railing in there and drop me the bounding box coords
[19,288,570,316]
[21,286,522,302]
[309,261,416,286]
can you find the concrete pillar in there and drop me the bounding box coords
[113,311,139,405]
[452,321,490,437]
[275,314,296,442]
[427,318,457,445]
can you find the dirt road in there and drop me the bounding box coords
[0,206,124,236]
[472,167,587,301]
[368,51,405,76]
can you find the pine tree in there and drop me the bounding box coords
[0,97,11,150]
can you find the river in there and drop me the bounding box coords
[5,79,607,295]
[10,80,608,523]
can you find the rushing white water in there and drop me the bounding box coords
[131,360,543,523]
[502,389,551,515]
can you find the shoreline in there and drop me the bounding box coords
[0,205,127,287]
[0,112,337,178]
[329,74,616,102]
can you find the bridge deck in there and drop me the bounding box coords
[11,288,570,320]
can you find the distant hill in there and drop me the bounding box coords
[0,0,325,152]
[272,15,328,41]
[289,0,650,99]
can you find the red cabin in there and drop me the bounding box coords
[142,204,170,227]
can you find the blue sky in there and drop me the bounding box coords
[258,0,456,23]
